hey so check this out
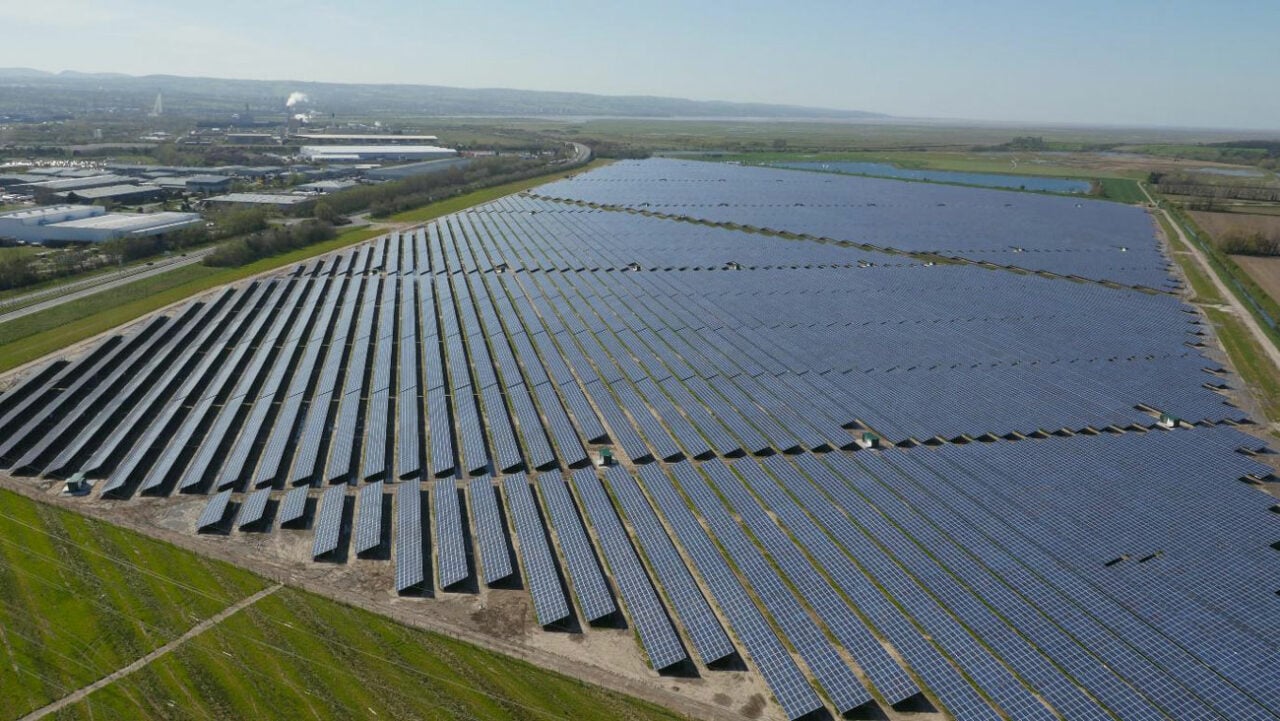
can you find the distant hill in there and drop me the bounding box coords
[0,68,885,119]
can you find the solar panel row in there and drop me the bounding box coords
[394,481,426,592]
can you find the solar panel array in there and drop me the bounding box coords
[501,472,571,626]
[5,159,1279,720]
[537,158,1176,289]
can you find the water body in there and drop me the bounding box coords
[773,161,1092,193]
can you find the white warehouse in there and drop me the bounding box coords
[0,205,202,244]
[299,145,458,163]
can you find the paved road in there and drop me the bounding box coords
[1144,183,1280,373]
[0,247,215,325]
[567,141,592,165]
[19,584,281,721]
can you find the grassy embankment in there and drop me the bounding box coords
[0,161,608,375]
[1158,204,1280,423]
[0,488,683,721]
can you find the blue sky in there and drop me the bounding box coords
[3,0,1278,129]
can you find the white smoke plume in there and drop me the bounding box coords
[285,91,309,108]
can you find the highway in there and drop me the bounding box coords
[0,247,215,324]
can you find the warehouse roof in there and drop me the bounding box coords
[206,192,311,205]
[63,184,164,200]
[293,133,439,142]
[55,211,202,233]
[29,174,134,191]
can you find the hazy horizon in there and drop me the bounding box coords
[3,0,1279,131]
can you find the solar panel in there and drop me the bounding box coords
[196,489,232,533]
[312,484,345,558]
[501,473,570,626]
[533,383,588,467]
[94,285,271,492]
[682,460,871,714]
[214,277,330,490]
[433,477,469,588]
[637,463,821,719]
[47,291,238,477]
[397,278,423,479]
[354,480,385,556]
[715,459,919,704]
[479,384,523,473]
[177,278,311,492]
[427,388,455,477]
[395,481,426,592]
[6,314,176,471]
[237,487,271,530]
[278,485,309,528]
[601,466,735,665]
[750,454,995,717]
[535,472,616,622]
[506,385,556,470]
[573,468,687,670]
[788,453,1054,720]
[468,476,514,585]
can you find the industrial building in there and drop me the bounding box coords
[292,133,439,145]
[28,174,135,194]
[299,145,457,163]
[58,184,167,205]
[204,192,312,209]
[0,205,200,244]
[184,175,234,193]
[294,179,360,194]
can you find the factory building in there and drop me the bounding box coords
[184,175,234,193]
[0,205,201,244]
[28,174,135,194]
[292,133,439,145]
[299,145,458,163]
[204,193,313,209]
[294,179,361,194]
[58,184,167,205]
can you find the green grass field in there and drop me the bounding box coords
[1158,214,1223,304]
[0,489,683,721]
[0,489,268,718]
[1159,208,1280,424]
[1203,307,1280,423]
[1098,178,1147,204]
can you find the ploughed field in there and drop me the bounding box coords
[2,159,1278,721]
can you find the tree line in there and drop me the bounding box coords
[301,155,561,220]
[1216,229,1280,257]
[201,220,337,267]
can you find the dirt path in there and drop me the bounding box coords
[19,584,282,721]
[1145,183,1280,372]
